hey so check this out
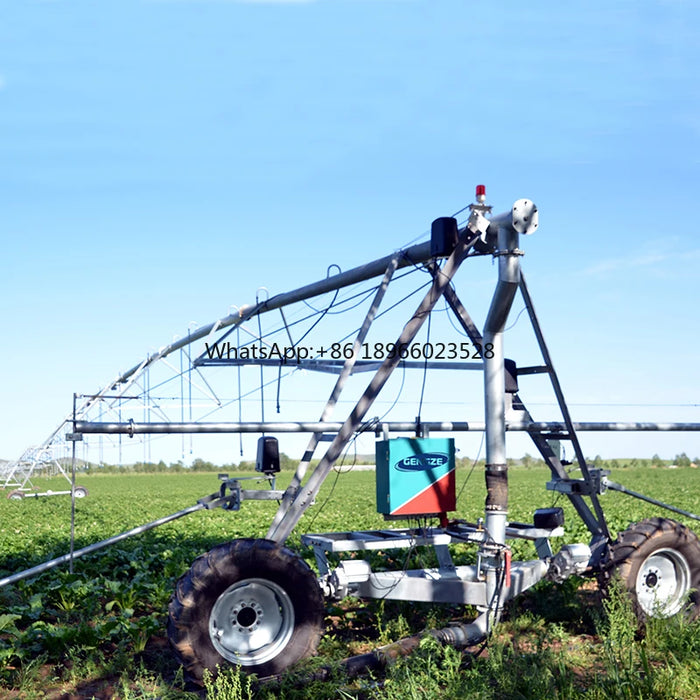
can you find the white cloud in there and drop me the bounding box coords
[582,247,700,276]
[582,252,669,275]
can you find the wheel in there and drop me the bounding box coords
[73,486,89,498]
[167,538,325,680]
[605,517,700,621]
[7,490,24,501]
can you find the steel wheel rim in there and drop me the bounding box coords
[209,578,294,665]
[635,548,692,617]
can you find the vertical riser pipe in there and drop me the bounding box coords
[483,225,521,546]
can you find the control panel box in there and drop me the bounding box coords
[376,437,456,517]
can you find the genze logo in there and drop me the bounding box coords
[395,453,449,472]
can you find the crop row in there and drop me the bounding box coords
[1,465,699,696]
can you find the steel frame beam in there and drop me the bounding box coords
[5,238,446,483]
[73,420,700,435]
[266,227,480,543]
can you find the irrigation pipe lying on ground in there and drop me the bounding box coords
[0,502,205,588]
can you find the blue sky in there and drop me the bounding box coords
[1,0,699,464]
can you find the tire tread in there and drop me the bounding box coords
[167,538,324,680]
[602,517,700,623]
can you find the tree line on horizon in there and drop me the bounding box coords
[73,451,699,474]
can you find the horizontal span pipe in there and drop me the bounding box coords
[0,502,205,588]
[196,359,485,372]
[117,241,436,386]
[526,422,700,432]
[73,421,700,435]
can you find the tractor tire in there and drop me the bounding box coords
[167,538,325,681]
[604,517,700,622]
[73,486,89,498]
[7,490,24,501]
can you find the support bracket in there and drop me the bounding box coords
[547,469,610,496]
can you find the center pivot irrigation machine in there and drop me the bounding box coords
[4,186,700,681]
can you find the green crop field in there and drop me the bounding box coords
[2,465,700,699]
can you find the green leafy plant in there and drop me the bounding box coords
[202,665,254,700]
[1,467,700,698]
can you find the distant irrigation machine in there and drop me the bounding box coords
[4,186,700,680]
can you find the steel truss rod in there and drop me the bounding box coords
[266,232,479,544]
[269,255,401,537]
[441,283,484,346]
[118,240,438,387]
[196,359,484,372]
[73,421,700,435]
[436,270,607,542]
[517,271,611,540]
[518,273,584,450]
[605,481,700,523]
[13,239,444,470]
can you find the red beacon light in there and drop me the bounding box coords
[475,184,487,203]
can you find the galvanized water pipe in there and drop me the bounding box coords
[74,420,700,434]
[266,228,478,544]
[483,223,522,546]
[479,199,538,613]
[0,502,205,588]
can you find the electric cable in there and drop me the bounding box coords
[210,271,360,351]
[443,292,472,339]
[504,306,528,332]
[301,265,342,313]
[416,312,431,420]
[197,367,298,420]
[294,287,340,346]
[374,363,407,424]
[456,432,485,505]
[302,436,358,534]
[393,200,472,251]
[328,279,434,348]
[275,364,282,414]
[143,268,427,401]
[326,286,379,315]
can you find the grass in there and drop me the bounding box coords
[1,465,700,698]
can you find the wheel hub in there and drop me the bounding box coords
[644,569,659,589]
[209,578,294,665]
[233,604,261,630]
[635,548,691,617]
